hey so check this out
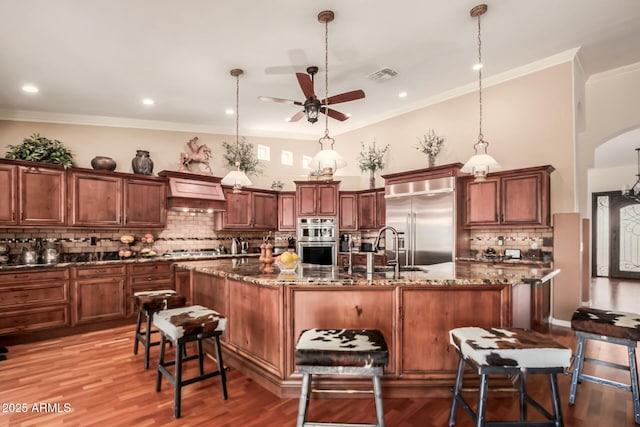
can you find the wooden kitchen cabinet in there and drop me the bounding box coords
[123,177,167,228]
[358,191,377,230]
[278,192,296,231]
[337,253,386,268]
[174,267,192,306]
[68,170,123,227]
[72,265,126,324]
[126,261,174,316]
[463,165,553,227]
[0,268,70,335]
[295,181,339,217]
[219,187,278,230]
[339,192,358,231]
[0,163,17,224]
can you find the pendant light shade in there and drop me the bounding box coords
[222,68,252,192]
[461,4,501,182]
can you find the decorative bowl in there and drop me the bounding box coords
[275,259,299,274]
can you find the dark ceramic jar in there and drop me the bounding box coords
[131,150,153,175]
[91,156,117,171]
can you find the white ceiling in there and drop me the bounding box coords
[1,0,640,143]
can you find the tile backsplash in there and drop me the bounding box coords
[467,227,553,261]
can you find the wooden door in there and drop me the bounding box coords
[501,172,542,225]
[223,188,253,228]
[19,166,66,226]
[252,191,278,229]
[357,191,376,230]
[68,171,122,227]
[317,183,338,216]
[0,163,17,225]
[464,177,500,226]
[339,193,358,231]
[296,184,317,216]
[123,177,166,228]
[278,192,296,231]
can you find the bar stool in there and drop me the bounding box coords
[449,326,571,427]
[133,290,186,369]
[154,305,228,418]
[569,306,640,424]
[294,328,389,427]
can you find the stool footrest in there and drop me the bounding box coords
[579,373,632,391]
[583,356,631,372]
[302,423,379,427]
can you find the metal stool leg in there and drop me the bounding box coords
[628,345,640,424]
[549,373,564,427]
[449,355,466,426]
[373,374,385,427]
[569,334,586,405]
[296,372,311,427]
[476,373,489,427]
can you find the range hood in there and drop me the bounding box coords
[158,170,226,211]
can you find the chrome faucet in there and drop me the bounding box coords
[374,226,400,277]
[346,234,354,275]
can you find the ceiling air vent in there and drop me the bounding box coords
[367,67,398,82]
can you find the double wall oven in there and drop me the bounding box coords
[297,217,337,265]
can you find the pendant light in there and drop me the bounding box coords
[622,148,640,202]
[309,10,347,175]
[461,4,501,182]
[222,68,252,193]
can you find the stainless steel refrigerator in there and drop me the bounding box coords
[384,176,455,266]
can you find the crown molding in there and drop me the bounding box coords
[586,61,640,84]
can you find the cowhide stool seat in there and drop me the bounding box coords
[449,327,571,427]
[133,290,186,369]
[295,328,389,427]
[153,305,228,418]
[569,306,640,424]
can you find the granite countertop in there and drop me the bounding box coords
[174,258,560,287]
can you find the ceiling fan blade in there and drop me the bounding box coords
[320,107,349,121]
[322,89,365,106]
[288,110,307,122]
[258,96,303,106]
[296,73,316,98]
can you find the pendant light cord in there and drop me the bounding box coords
[324,16,329,138]
[236,73,240,148]
[477,11,483,144]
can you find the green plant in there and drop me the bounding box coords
[358,139,389,173]
[222,138,262,176]
[416,129,445,157]
[5,133,75,168]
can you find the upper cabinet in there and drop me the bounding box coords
[295,181,339,217]
[339,192,358,231]
[462,165,554,228]
[68,169,166,228]
[217,187,277,230]
[278,192,296,231]
[357,189,385,231]
[0,160,66,227]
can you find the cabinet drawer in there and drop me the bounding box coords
[129,262,172,276]
[74,265,126,278]
[0,268,69,283]
[0,282,68,308]
[127,282,176,315]
[129,275,172,287]
[0,305,70,335]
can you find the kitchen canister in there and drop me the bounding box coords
[131,150,154,175]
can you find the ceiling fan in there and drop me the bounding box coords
[258,10,365,124]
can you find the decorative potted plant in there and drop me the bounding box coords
[5,133,75,168]
[416,129,445,167]
[358,139,389,189]
[222,138,262,176]
[271,180,284,191]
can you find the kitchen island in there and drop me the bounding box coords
[175,258,559,398]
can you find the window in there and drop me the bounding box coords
[257,144,270,161]
[281,150,293,166]
[302,155,313,170]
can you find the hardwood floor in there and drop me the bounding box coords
[1,278,638,426]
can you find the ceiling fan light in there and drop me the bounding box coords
[306,103,319,123]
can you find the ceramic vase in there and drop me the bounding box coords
[91,156,117,171]
[132,150,154,175]
[369,170,376,189]
[428,154,436,168]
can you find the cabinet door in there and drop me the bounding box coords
[68,172,122,227]
[0,163,17,225]
[339,193,358,231]
[465,178,500,226]
[123,178,166,228]
[317,184,338,216]
[252,191,278,229]
[501,172,543,225]
[174,269,192,306]
[357,192,376,230]
[376,190,386,228]
[278,192,296,231]
[223,188,253,228]
[74,277,125,324]
[19,166,66,226]
[297,184,317,216]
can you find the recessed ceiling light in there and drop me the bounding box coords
[345,113,352,118]
[285,117,291,122]
[22,84,39,93]
[398,91,408,98]
[473,63,483,71]
[142,98,154,106]
[225,108,234,115]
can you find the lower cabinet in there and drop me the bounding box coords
[0,268,70,334]
[126,261,174,315]
[174,267,193,306]
[72,265,126,324]
[337,253,386,268]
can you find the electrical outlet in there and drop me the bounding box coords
[90,236,97,246]
[497,236,504,246]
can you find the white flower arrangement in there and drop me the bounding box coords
[358,139,389,173]
[416,130,445,157]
